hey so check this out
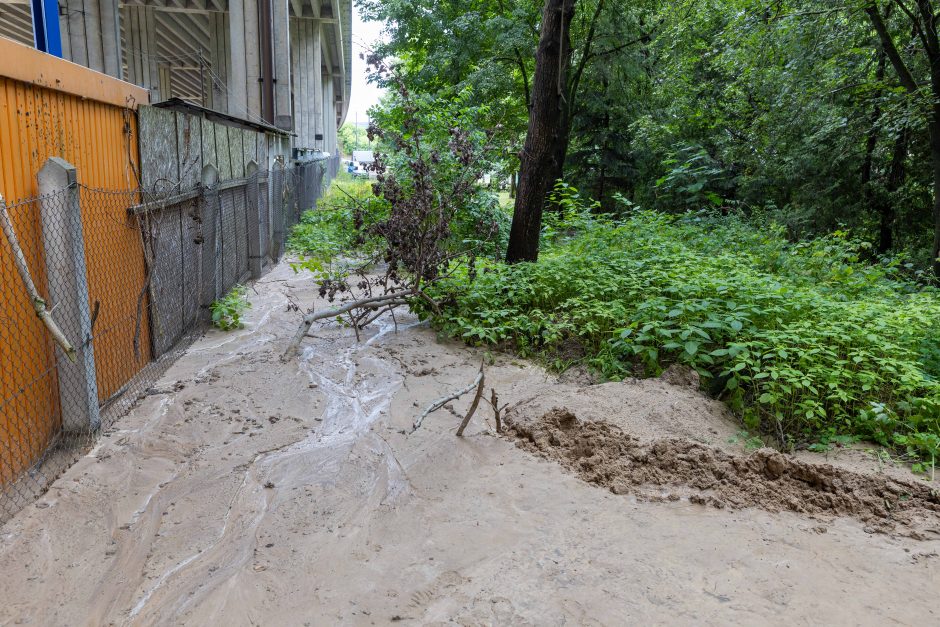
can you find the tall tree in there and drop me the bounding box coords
[865,0,940,276]
[505,0,578,262]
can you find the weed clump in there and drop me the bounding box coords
[210,285,250,331]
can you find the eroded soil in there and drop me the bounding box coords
[0,261,937,625]
[509,407,940,537]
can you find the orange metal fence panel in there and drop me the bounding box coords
[0,39,150,485]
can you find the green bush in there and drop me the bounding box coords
[210,284,251,331]
[418,202,940,468]
[287,173,385,261]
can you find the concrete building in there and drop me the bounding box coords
[0,0,351,159]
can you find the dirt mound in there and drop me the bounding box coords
[508,407,940,537]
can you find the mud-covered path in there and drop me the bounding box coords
[0,262,937,625]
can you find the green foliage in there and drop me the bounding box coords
[369,84,509,272]
[338,122,375,156]
[288,173,384,262]
[210,285,251,331]
[418,203,940,466]
[364,0,940,272]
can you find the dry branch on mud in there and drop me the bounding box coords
[412,364,485,434]
[283,290,415,359]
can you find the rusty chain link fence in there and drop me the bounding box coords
[0,155,334,523]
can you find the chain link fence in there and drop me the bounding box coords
[0,156,331,523]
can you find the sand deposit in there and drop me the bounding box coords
[0,261,937,625]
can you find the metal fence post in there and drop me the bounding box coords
[246,161,264,279]
[37,157,100,433]
[199,165,220,319]
[272,167,285,261]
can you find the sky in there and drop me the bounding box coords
[347,4,386,126]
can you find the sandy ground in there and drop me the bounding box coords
[0,261,938,626]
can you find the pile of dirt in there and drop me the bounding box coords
[511,370,741,446]
[507,407,940,536]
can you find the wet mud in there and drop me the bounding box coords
[508,407,940,538]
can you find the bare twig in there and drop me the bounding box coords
[456,363,486,436]
[488,388,509,433]
[355,299,409,328]
[0,195,78,362]
[412,365,485,434]
[283,290,414,359]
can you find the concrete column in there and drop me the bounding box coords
[66,0,88,67]
[98,0,122,79]
[312,23,323,150]
[228,0,249,118]
[125,6,160,100]
[61,0,121,77]
[324,75,335,155]
[289,19,301,137]
[37,158,100,433]
[245,0,262,120]
[158,64,172,100]
[81,0,104,72]
[209,12,230,113]
[59,11,72,60]
[272,0,292,130]
[303,21,315,148]
[299,21,311,147]
[199,165,220,317]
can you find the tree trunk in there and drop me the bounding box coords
[546,112,572,209]
[930,76,940,277]
[505,0,577,263]
[864,4,940,276]
[878,130,907,254]
[596,77,610,207]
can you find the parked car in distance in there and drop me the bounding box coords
[344,159,370,178]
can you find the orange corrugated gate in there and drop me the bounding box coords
[0,38,152,483]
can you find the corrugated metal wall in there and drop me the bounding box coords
[0,40,150,482]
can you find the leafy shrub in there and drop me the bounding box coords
[418,205,940,467]
[288,173,385,261]
[210,285,250,331]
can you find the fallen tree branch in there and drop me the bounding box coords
[354,299,409,329]
[412,363,485,434]
[0,195,78,362]
[283,289,414,359]
[456,363,486,436]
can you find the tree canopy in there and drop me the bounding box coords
[362,0,940,275]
